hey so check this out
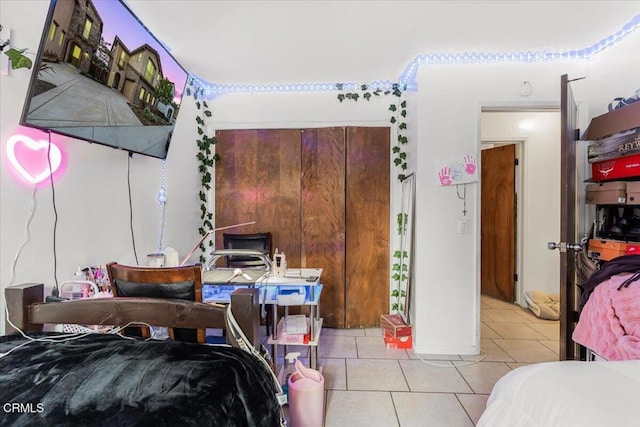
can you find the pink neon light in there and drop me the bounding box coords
[6,134,63,184]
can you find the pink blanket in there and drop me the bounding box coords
[573,273,640,360]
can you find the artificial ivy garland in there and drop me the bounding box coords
[186,78,218,262]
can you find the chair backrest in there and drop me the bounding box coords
[223,232,272,268]
[106,262,204,343]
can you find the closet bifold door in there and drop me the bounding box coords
[214,129,302,266]
[301,128,347,328]
[215,127,390,329]
[345,127,390,327]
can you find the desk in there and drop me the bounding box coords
[202,268,321,303]
[203,268,322,370]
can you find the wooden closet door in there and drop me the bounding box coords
[215,127,390,329]
[215,129,302,264]
[345,127,390,327]
[301,128,346,328]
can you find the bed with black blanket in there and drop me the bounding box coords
[1,283,284,426]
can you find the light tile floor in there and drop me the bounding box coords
[266,294,559,426]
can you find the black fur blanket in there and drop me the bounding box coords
[0,333,282,426]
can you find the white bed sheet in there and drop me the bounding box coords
[477,360,640,427]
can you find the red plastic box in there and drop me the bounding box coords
[383,331,412,349]
[591,154,640,182]
[626,244,640,255]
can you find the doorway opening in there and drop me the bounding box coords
[479,109,562,359]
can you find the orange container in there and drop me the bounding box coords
[588,239,628,261]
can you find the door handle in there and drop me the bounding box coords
[547,242,582,252]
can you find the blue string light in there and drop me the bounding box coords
[187,75,399,97]
[157,159,167,252]
[398,14,640,87]
[188,13,640,96]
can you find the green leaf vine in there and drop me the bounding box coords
[337,82,410,312]
[186,78,219,262]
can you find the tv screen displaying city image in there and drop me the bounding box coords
[20,0,189,159]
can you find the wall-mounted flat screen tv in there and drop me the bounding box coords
[20,0,189,160]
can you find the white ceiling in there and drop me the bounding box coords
[124,1,640,86]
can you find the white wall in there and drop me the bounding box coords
[413,31,640,354]
[0,1,203,333]
[481,111,561,301]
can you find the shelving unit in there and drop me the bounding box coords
[202,267,324,373]
[268,317,323,370]
[267,282,323,372]
[584,102,640,262]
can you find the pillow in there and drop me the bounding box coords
[524,290,560,320]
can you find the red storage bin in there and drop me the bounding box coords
[591,154,640,182]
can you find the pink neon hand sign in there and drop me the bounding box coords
[6,134,62,184]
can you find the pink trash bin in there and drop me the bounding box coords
[287,360,324,427]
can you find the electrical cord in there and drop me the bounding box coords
[413,350,488,367]
[47,132,60,296]
[127,153,139,265]
[224,302,288,422]
[0,330,96,359]
[6,186,37,292]
[1,317,167,359]
[2,185,38,353]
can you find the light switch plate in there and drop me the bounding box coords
[457,219,468,234]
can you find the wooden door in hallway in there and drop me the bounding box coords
[481,144,516,302]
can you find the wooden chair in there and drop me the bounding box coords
[106,262,205,343]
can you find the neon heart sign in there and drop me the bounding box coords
[6,134,63,184]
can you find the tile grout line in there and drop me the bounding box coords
[454,392,480,426]
[389,391,402,427]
